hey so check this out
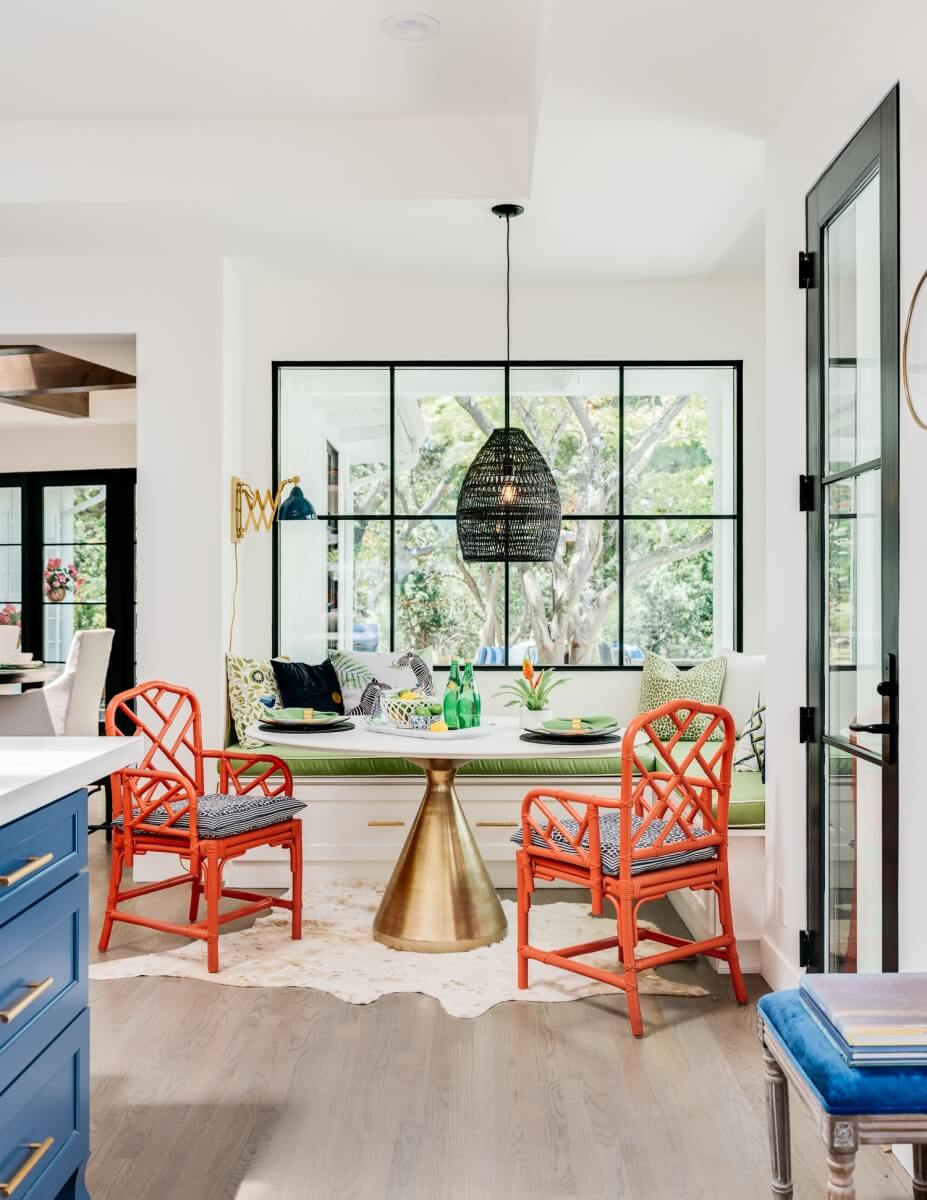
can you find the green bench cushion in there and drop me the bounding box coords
[226,742,655,779]
[226,743,764,828]
[728,771,766,828]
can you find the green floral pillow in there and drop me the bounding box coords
[226,655,282,749]
[638,651,727,741]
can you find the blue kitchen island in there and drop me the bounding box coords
[0,738,140,1200]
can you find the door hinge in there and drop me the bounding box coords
[799,928,817,968]
[799,706,816,744]
[798,250,815,289]
[799,474,815,512]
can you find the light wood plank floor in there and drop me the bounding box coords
[85,805,911,1199]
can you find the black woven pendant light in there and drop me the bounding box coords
[456,204,561,562]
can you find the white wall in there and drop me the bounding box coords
[237,269,766,663]
[0,258,237,743]
[763,0,927,988]
[0,261,764,741]
[0,423,136,471]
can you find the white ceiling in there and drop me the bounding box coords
[0,0,853,280]
[0,0,539,119]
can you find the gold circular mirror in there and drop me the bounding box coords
[903,269,927,429]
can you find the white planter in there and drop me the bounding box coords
[519,707,553,729]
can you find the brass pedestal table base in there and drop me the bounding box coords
[373,758,507,953]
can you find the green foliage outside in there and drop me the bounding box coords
[66,487,106,632]
[340,387,731,666]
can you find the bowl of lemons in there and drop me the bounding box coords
[381,689,444,730]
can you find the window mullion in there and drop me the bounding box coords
[618,364,625,665]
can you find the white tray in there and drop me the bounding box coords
[364,718,493,741]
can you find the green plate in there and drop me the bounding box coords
[260,708,346,728]
[540,715,619,734]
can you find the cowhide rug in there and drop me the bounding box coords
[89,880,708,1017]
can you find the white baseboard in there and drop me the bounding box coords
[760,935,802,991]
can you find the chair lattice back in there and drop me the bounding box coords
[105,681,205,837]
[620,699,736,872]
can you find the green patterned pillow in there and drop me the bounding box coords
[638,651,727,741]
[226,655,282,749]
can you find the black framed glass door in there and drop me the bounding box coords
[0,469,136,722]
[806,87,899,973]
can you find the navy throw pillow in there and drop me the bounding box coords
[271,658,345,714]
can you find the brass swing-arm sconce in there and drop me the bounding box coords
[228,474,315,651]
[231,474,304,542]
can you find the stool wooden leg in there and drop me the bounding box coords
[913,1144,927,1199]
[763,1046,793,1198]
[825,1149,856,1199]
[824,1119,858,1200]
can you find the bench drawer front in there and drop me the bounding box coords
[0,1010,89,1200]
[0,875,87,1096]
[302,798,422,849]
[0,792,86,926]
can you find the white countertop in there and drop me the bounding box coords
[0,737,143,827]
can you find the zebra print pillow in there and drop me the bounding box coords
[328,650,434,716]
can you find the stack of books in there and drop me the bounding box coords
[800,974,927,1068]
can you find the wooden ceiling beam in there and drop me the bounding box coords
[0,392,91,419]
[0,346,135,398]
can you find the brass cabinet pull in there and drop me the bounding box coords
[0,854,53,887]
[476,820,519,828]
[0,1137,54,1195]
[0,977,54,1025]
[368,820,405,828]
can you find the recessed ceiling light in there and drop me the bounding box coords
[380,13,440,41]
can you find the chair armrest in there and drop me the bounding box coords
[520,787,622,872]
[115,767,197,833]
[203,749,294,796]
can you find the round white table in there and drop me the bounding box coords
[0,667,58,689]
[249,717,621,953]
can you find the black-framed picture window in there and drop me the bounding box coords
[273,362,742,669]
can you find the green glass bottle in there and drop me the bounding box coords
[443,659,461,729]
[463,662,480,727]
[457,664,477,729]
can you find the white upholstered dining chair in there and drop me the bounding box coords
[43,628,115,735]
[0,628,114,737]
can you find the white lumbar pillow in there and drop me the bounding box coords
[718,649,765,736]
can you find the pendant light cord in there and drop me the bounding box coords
[505,213,511,365]
[504,213,511,425]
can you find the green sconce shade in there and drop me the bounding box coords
[278,485,316,521]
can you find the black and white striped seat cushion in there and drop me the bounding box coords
[511,810,717,876]
[116,792,305,840]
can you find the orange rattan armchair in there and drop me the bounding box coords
[515,698,747,1037]
[99,681,303,973]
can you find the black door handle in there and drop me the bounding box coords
[849,653,897,765]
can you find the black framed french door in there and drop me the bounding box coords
[805,86,899,974]
[0,469,136,722]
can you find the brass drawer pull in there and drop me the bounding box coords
[0,854,53,888]
[0,977,55,1025]
[368,820,405,828]
[476,821,519,828]
[0,1137,54,1195]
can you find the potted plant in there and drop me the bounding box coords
[44,558,84,603]
[0,604,20,626]
[498,658,566,728]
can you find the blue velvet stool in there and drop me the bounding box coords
[758,991,927,1199]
